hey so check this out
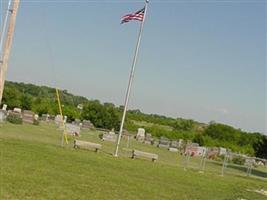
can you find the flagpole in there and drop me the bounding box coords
[114,0,149,157]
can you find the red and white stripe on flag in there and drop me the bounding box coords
[121,7,145,24]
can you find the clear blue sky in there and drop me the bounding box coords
[3,0,266,134]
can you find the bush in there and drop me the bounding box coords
[232,156,245,165]
[98,133,103,140]
[7,113,22,124]
[33,119,39,126]
[214,155,225,162]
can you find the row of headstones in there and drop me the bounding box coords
[0,104,94,133]
[218,151,267,177]
[135,128,186,152]
[75,125,234,160]
[50,114,94,136]
[135,128,231,157]
[99,129,132,143]
[183,145,267,176]
[43,114,93,128]
[0,105,38,124]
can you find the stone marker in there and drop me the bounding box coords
[22,110,35,124]
[158,136,170,148]
[82,120,94,129]
[136,128,145,142]
[65,123,80,136]
[0,109,7,123]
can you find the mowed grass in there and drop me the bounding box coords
[0,123,266,200]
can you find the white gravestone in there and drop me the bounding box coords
[136,128,145,141]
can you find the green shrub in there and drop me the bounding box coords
[232,156,245,165]
[33,119,39,126]
[7,113,22,124]
[99,133,103,139]
[214,155,225,162]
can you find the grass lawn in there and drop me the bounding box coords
[0,123,266,200]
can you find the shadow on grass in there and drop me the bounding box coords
[100,150,114,156]
[227,164,267,178]
[209,161,267,178]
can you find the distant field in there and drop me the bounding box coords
[131,120,174,131]
[0,123,266,200]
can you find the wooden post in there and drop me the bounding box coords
[0,0,20,105]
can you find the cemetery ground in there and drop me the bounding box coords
[0,123,267,200]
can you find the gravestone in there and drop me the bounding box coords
[158,136,170,148]
[168,147,178,152]
[22,110,35,124]
[48,115,55,121]
[195,146,207,157]
[55,115,63,125]
[65,123,80,136]
[101,130,117,142]
[72,119,81,126]
[170,140,179,148]
[82,120,93,129]
[207,147,219,159]
[13,107,21,113]
[178,139,187,154]
[185,142,203,156]
[153,139,159,147]
[191,142,199,147]
[168,140,179,152]
[177,139,186,150]
[41,114,50,122]
[2,104,7,111]
[144,133,153,145]
[136,128,145,142]
[0,110,7,123]
[219,147,227,156]
[64,116,67,123]
[55,115,65,130]
[122,129,130,139]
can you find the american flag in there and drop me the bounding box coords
[121,7,145,24]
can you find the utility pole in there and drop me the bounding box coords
[0,0,20,105]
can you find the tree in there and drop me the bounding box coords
[82,101,120,130]
[173,119,194,131]
[20,94,33,110]
[204,123,240,142]
[254,136,267,159]
[63,106,80,122]
[2,87,21,108]
[193,134,205,146]
[32,98,56,115]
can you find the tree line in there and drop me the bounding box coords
[2,81,267,158]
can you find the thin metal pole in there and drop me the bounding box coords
[221,152,229,176]
[199,149,206,171]
[114,0,149,157]
[126,135,130,148]
[221,155,226,176]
